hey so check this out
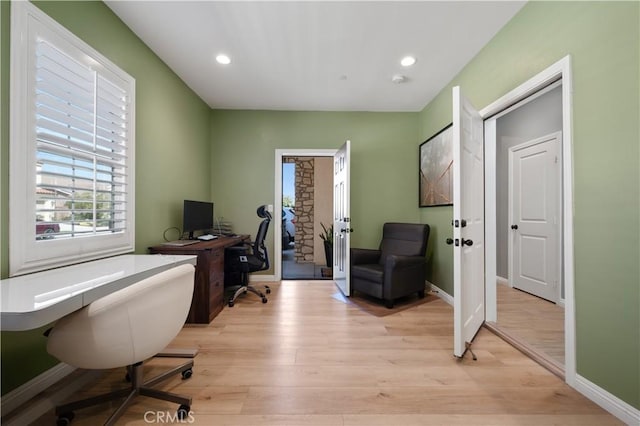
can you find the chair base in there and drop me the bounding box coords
[227,284,270,307]
[55,360,193,426]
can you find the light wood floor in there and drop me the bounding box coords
[33,281,619,425]
[496,283,565,365]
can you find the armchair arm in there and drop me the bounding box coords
[383,255,426,300]
[384,255,425,270]
[351,248,381,265]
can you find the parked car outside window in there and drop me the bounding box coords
[36,222,60,240]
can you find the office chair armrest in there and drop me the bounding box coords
[226,243,251,254]
[351,248,380,265]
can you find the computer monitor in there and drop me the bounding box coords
[183,200,214,239]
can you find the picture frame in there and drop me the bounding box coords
[419,124,453,207]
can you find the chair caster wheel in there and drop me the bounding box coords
[261,297,268,304]
[265,286,271,294]
[177,404,190,420]
[181,368,193,380]
[56,412,74,426]
[228,300,234,307]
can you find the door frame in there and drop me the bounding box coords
[508,133,562,304]
[274,149,337,281]
[481,55,575,385]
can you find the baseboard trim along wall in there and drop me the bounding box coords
[496,275,509,286]
[575,374,640,425]
[249,274,276,282]
[429,280,638,424]
[1,363,74,416]
[2,367,105,426]
[428,281,453,306]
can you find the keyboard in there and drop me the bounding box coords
[197,234,218,241]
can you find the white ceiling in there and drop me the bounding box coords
[105,1,526,112]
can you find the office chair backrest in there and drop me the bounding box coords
[47,264,195,370]
[253,205,271,271]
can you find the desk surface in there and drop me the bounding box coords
[148,235,248,254]
[0,254,196,331]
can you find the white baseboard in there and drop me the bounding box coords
[1,362,74,416]
[427,281,453,306]
[497,275,509,286]
[428,280,638,424]
[2,369,101,426]
[574,374,640,425]
[249,274,276,282]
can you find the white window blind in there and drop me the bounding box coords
[10,2,135,276]
[35,40,129,239]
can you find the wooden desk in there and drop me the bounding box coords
[149,236,248,324]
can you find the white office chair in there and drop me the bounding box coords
[47,264,196,426]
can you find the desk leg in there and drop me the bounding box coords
[156,347,199,358]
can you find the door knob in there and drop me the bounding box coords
[340,228,354,233]
[511,224,518,230]
[462,238,473,246]
[446,238,460,246]
[446,238,454,245]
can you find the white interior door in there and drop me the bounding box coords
[452,87,485,358]
[509,132,561,303]
[333,140,351,296]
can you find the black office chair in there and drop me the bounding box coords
[224,205,272,306]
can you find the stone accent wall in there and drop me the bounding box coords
[283,157,319,263]
[294,158,315,262]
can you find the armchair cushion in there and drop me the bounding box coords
[352,263,384,283]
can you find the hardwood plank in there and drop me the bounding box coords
[496,282,565,364]
[343,414,622,426]
[24,280,620,425]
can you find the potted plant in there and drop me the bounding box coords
[319,222,333,267]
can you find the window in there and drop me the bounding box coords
[10,2,135,276]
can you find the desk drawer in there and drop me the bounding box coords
[208,252,224,320]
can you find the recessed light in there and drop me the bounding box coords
[216,54,231,65]
[400,56,416,67]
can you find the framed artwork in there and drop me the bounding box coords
[419,124,453,207]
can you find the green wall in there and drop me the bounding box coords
[209,110,420,262]
[1,0,638,414]
[418,1,639,409]
[1,1,211,395]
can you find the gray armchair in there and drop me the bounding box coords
[351,223,430,308]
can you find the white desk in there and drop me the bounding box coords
[0,254,197,331]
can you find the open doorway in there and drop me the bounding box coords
[493,83,565,370]
[279,156,334,280]
[481,56,575,383]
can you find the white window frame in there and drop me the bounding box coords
[9,2,135,276]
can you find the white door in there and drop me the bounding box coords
[509,132,561,303]
[333,140,351,296]
[452,87,485,358]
